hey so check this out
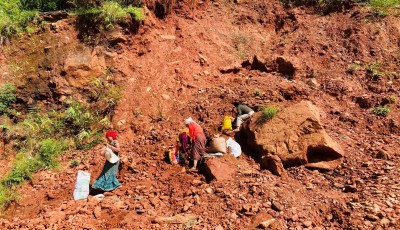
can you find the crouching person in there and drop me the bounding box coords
[184,117,206,171]
[233,102,254,131]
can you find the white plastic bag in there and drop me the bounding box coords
[226,138,242,157]
[73,170,91,200]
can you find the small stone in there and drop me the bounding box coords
[302,221,312,227]
[205,188,213,194]
[381,218,390,226]
[215,225,224,230]
[271,201,284,212]
[94,206,101,219]
[365,214,379,221]
[258,218,276,228]
[182,203,192,212]
[161,94,171,100]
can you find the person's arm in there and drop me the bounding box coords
[107,141,121,153]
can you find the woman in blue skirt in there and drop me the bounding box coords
[92,131,121,192]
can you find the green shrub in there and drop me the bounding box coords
[3,157,43,187]
[389,96,397,104]
[366,62,384,80]
[368,0,400,16]
[0,83,17,115]
[0,185,19,209]
[371,106,390,117]
[0,0,38,40]
[257,106,279,125]
[76,1,145,30]
[70,159,80,167]
[253,90,261,97]
[38,138,68,168]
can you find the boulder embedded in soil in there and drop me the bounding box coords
[242,101,344,175]
[203,154,240,181]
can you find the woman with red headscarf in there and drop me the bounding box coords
[92,131,121,192]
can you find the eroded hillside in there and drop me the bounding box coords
[0,0,400,229]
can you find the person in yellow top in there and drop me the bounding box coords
[221,116,234,133]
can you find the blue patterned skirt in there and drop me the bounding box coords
[92,160,121,192]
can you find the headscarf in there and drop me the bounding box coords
[184,117,194,125]
[106,131,117,140]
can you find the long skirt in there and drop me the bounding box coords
[92,160,121,192]
[191,133,206,160]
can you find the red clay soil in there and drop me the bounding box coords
[1,0,400,229]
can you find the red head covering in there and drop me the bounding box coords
[106,131,117,140]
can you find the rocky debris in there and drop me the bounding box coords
[248,55,298,79]
[242,101,345,175]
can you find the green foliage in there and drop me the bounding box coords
[70,159,80,167]
[3,157,43,187]
[0,83,17,115]
[371,106,390,117]
[257,106,279,125]
[0,184,19,209]
[389,96,397,104]
[346,63,361,74]
[261,106,278,120]
[20,0,66,11]
[38,138,68,168]
[368,0,400,16]
[0,0,38,40]
[76,1,145,30]
[253,90,261,97]
[90,70,123,115]
[125,6,145,21]
[366,62,384,80]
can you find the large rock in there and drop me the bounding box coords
[242,101,344,175]
[63,47,106,87]
[203,154,245,181]
[249,55,298,79]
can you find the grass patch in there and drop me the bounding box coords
[256,106,279,125]
[75,1,145,30]
[368,0,400,16]
[371,106,390,117]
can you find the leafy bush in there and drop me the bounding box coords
[368,0,400,16]
[0,83,17,115]
[257,106,279,125]
[371,106,390,117]
[20,0,67,11]
[0,0,38,40]
[38,138,68,168]
[76,1,145,30]
[3,157,43,186]
[389,96,397,104]
[0,184,19,209]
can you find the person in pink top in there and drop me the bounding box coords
[184,117,206,171]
